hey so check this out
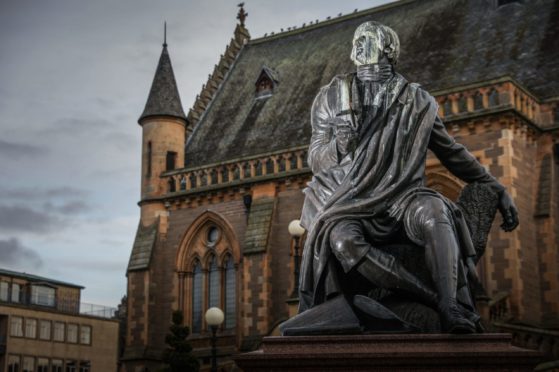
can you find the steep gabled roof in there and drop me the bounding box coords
[185,0,559,167]
[127,221,158,272]
[139,45,186,123]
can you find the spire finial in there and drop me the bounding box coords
[237,3,248,27]
[163,21,167,47]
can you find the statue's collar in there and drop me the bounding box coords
[356,64,394,82]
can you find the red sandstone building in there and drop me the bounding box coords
[122,0,559,370]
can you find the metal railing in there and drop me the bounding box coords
[79,302,117,319]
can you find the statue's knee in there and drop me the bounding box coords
[421,198,452,231]
[331,236,354,254]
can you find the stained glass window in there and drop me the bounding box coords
[208,256,220,309]
[224,255,236,329]
[191,261,202,333]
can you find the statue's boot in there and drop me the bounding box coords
[356,249,438,309]
[424,217,476,333]
[438,298,476,333]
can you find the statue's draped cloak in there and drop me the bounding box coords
[299,73,500,312]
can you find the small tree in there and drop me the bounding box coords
[161,310,200,372]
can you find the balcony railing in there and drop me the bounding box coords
[80,302,117,319]
[1,295,116,319]
[161,146,310,195]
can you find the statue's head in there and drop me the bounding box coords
[350,21,400,66]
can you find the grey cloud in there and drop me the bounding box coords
[0,186,88,201]
[0,237,44,269]
[0,205,59,233]
[0,139,48,159]
[60,258,124,272]
[42,117,112,136]
[43,200,90,215]
[103,131,137,151]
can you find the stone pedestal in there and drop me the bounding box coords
[233,333,542,371]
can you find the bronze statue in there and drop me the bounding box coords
[283,21,519,335]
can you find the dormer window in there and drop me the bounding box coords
[30,284,56,307]
[256,78,273,94]
[255,66,279,99]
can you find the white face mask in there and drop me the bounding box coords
[350,29,383,66]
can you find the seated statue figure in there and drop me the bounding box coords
[286,21,519,334]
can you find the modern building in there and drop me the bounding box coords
[0,268,119,372]
[123,0,559,370]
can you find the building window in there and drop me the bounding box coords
[473,92,483,110]
[65,360,76,372]
[168,177,176,192]
[52,359,64,372]
[166,151,177,171]
[207,226,219,245]
[207,255,220,311]
[39,319,51,340]
[30,285,55,307]
[191,260,203,333]
[11,283,21,303]
[37,358,49,372]
[67,323,78,343]
[8,355,20,372]
[25,318,37,338]
[22,356,35,372]
[10,316,23,337]
[80,325,92,345]
[146,141,152,177]
[224,255,236,329]
[488,89,499,106]
[0,281,8,301]
[53,321,65,341]
[458,94,468,112]
[254,67,278,98]
[79,361,91,372]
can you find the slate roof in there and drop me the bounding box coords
[243,197,275,254]
[127,222,158,271]
[535,154,552,217]
[139,45,186,123]
[185,0,559,167]
[0,267,84,289]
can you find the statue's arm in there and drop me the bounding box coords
[308,85,339,174]
[429,115,519,231]
[428,115,505,194]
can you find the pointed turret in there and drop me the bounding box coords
[139,39,186,124]
[138,26,186,206]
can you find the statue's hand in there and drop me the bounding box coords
[335,122,358,156]
[498,191,519,232]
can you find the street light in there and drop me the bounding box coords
[288,219,305,298]
[205,307,224,372]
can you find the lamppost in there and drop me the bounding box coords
[288,219,305,298]
[205,307,224,372]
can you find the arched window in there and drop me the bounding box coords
[224,255,236,329]
[191,260,203,333]
[442,99,452,116]
[458,94,468,113]
[265,158,274,174]
[473,92,483,111]
[177,213,240,335]
[207,255,220,309]
[488,89,499,107]
[168,178,176,193]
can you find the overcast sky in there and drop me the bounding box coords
[0,0,392,307]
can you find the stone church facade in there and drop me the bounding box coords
[122,0,559,370]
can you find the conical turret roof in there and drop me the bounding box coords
[139,45,186,123]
